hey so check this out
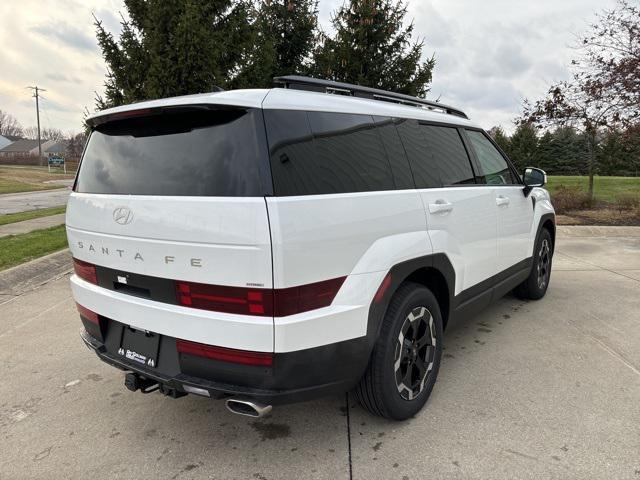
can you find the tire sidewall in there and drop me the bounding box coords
[377,286,443,420]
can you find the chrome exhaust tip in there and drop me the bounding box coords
[225,397,272,418]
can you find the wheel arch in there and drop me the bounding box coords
[367,254,455,343]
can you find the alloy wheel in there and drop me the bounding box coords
[394,306,436,401]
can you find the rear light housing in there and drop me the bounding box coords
[176,339,273,367]
[76,302,99,324]
[73,258,97,285]
[175,276,346,317]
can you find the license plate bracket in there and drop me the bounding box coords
[119,326,160,368]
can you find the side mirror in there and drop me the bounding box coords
[523,167,547,196]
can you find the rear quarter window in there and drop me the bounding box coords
[76,108,269,197]
[265,110,395,196]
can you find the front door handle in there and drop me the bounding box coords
[429,200,454,214]
[496,195,510,206]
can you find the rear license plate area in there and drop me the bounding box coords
[119,326,160,368]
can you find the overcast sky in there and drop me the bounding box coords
[0,0,617,135]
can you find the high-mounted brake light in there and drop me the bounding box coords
[73,258,97,285]
[175,276,346,317]
[176,339,273,367]
[76,303,99,325]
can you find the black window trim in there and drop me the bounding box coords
[461,127,524,187]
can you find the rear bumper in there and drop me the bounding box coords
[79,319,370,405]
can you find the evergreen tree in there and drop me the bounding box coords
[94,0,253,109]
[311,0,435,96]
[489,126,511,157]
[536,131,554,173]
[234,0,318,88]
[508,123,538,172]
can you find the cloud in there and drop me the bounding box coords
[31,22,96,52]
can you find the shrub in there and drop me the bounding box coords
[615,193,640,213]
[551,185,592,213]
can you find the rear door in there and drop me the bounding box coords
[67,106,274,348]
[397,120,498,296]
[464,129,533,273]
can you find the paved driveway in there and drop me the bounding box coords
[0,188,70,214]
[1,228,639,479]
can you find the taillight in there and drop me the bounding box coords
[175,282,273,316]
[73,258,97,284]
[273,277,347,317]
[175,276,346,317]
[176,339,273,367]
[76,303,99,324]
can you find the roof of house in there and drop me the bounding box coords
[0,139,41,153]
[43,140,68,153]
[4,134,23,142]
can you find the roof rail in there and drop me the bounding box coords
[273,75,468,119]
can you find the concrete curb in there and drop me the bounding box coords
[0,249,72,297]
[557,225,640,237]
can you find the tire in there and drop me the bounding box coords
[355,282,443,420]
[514,228,553,300]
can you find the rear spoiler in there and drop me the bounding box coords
[86,104,228,128]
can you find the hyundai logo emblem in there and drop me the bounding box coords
[113,206,134,225]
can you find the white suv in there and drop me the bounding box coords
[68,76,555,420]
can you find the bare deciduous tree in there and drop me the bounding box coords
[522,0,639,201]
[0,110,23,137]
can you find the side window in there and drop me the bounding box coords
[421,125,476,185]
[306,111,395,194]
[395,119,440,188]
[372,116,414,189]
[466,130,518,185]
[264,110,317,196]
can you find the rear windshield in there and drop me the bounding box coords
[76,107,269,196]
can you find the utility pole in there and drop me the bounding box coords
[27,86,46,166]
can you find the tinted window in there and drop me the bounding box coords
[372,116,414,189]
[395,119,440,188]
[76,108,268,196]
[422,125,475,185]
[466,130,518,185]
[266,110,395,195]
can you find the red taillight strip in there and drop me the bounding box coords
[176,339,273,367]
[73,258,97,285]
[175,276,346,317]
[76,303,99,324]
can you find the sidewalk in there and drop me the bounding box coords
[0,213,66,238]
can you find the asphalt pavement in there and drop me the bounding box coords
[0,188,71,214]
[1,228,639,479]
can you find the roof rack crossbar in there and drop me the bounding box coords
[273,75,468,119]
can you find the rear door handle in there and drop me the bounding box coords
[428,200,453,214]
[496,195,510,206]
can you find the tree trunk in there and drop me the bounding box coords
[587,132,596,205]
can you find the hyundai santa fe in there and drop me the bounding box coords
[69,75,555,420]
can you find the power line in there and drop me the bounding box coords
[26,85,46,165]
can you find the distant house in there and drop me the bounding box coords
[0,134,22,150]
[0,139,42,157]
[0,138,68,158]
[43,140,68,157]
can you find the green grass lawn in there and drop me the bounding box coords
[0,178,62,194]
[0,206,66,226]
[0,225,68,271]
[546,176,640,203]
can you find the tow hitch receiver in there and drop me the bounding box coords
[124,372,159,393]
